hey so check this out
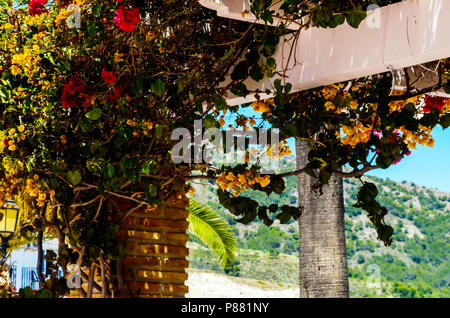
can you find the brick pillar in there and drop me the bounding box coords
[116,196,190,298]
[68,196,190,298]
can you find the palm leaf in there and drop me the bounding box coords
[187,199,237,269]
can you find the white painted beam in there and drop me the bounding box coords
[199,0,301,30]
[199,0,450,105]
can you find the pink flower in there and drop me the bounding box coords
[114,6,142,32]
[28,0,48,16]
[423,94,448,113]
[61,75,87,110]
[109,85,128,103]
[101,69,117,84]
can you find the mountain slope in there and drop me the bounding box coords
[189,156,449,297]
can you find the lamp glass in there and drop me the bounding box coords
[0,207,19,237]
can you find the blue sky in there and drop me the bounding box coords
[223,108,450,193]
[368,127,450,192]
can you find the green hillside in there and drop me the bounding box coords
[188,157,450,298]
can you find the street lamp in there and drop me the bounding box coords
[0,202,19,262]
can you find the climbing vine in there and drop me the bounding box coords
[0,0,448,297]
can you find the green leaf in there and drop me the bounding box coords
[67,170,82,185]
[155,124,163,139]
[444,84,450,95]
[249,64,264,82]
[120,156,133,170]
[231,61,249,81]
[106,164,115,178]
[274,79,282,94]
[85,108,102,121]
[261,9,274,24]
[220,46,235,61]
[151,79,165,97]
[263,33,279,51]
[266,57,276,68]
[187,199,237,268]
[134,76,144,96]
[346,8,367,29]
[148,184,158,197]
[440,114,450,129]
[285,83,292,94]
[213,94,228,110]
[204,116,219,129]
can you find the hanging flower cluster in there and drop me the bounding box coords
[216,171,271,197]
[101,69,117,84]
[61,75,89,109]
[114,6,142,32]
[423,94,449,113]
[28,0,48,16]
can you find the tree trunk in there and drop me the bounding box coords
[296,139,349,298]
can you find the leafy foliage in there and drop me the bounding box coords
[187,199,237,268]
[0,0,448,297]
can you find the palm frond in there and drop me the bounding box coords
[187,199,237,269]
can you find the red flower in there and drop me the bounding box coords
[61,75,87,110]
[101,69,117,84]
[423,94,448,113]
[28,0,48,16]
[109,85,128,103]
[3,139,9,146]
[387,131,400,143]
[114,6,142,32]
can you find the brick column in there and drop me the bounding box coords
[116,196,190,298]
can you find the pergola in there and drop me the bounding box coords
[199,0,450,105]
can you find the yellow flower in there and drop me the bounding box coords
[349,100,359,110]
[187,187,196,196]
[2,23,14,31]
[114,52,124,63]
[146,32,156,42]
[342,125,354,136]
[258,175,271,188]
[218,116,225,127]
[10,65,21,76]
[325,101,335,111]
[8,128,16,136]
[251,100,271,113]
[8,145,17,151]
[225,172,236,181]
[18,124,25,132]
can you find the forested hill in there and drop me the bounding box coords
[189,156,450,298]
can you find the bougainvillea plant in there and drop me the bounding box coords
[0,0,448,297]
